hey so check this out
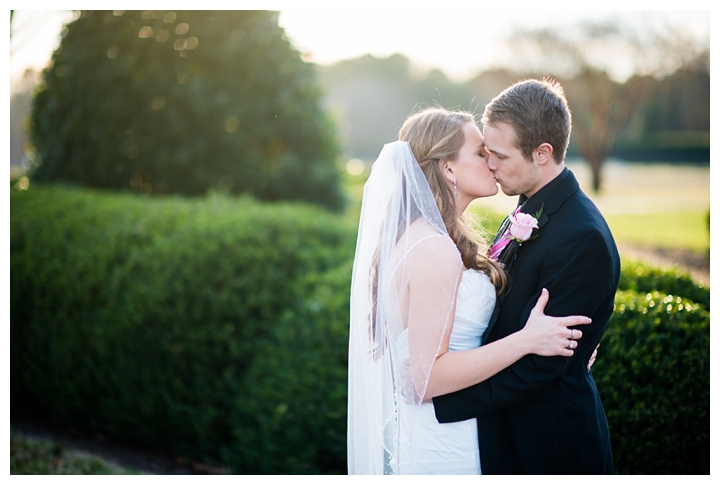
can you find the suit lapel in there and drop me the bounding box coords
[492,214,512,246]
[482,168,581,345]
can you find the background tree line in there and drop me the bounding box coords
[316,43,708,192]
[11,12,708,200]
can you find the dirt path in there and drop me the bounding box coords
[617,243,710,286]
[10,410,227,474]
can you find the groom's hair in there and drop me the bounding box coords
[482,78,571,164]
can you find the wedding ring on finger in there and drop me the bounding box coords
[570,329,575,339]
[567,339,574,350]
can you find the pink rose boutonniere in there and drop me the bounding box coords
[508,211,539,242]
[488,205,543,261]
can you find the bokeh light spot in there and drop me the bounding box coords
[346,158,365,176]
[14,176,30,191]
[151,97,166,110]
[225,116,239,133]
[155,29,170,43]
[185,37,199,50]
[127,145,140,160]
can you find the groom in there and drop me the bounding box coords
[433,79,620,474]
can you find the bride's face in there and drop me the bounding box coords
[446,123,499,206]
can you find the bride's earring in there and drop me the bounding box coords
[453,179,457,198]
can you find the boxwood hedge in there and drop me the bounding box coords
[593,290,709,474]
[11,184,354,473]
[618,259,709,310]
[11,184,709,474]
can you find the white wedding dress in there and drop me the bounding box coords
[393,268,496,474]
[347,141,497,475]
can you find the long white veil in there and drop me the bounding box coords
[347,141,462,474]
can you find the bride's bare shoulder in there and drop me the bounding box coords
[403,219,460,265]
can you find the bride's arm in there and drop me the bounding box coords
[421,288,590,400]
[404,236,589,402]
[405,238,463,399]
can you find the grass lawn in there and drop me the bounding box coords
[604,211,709,254]
[10,432,141,475]
[344,161,710,256]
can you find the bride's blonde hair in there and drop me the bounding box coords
[397,107,507,293]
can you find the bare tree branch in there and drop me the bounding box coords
[505,19,707,192]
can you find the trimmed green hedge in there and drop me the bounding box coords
[11,184,710,474]
[618,259,710,310]
[11,184,354,473]
[224,261,351,473]
[594,290,710,474]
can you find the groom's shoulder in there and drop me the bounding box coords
[555,190,618,256]
[549,190,616,246]
[560,187,606,223]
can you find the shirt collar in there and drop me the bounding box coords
[517,167,570,215]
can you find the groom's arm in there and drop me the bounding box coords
[433,228,617,423]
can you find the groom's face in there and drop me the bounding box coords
[483,122,540,198]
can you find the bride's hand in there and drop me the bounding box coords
[522,288,591,357]
[588,344,599,370]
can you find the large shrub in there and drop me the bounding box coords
[618,259,709,310]
[11,184,710,474]
[11,184,354,473]
[29,10,344,210]
[225,261,351,473]
[594,290,710,474]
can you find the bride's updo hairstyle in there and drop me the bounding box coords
[398,107,507,293]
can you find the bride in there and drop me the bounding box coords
[347,108,591,474]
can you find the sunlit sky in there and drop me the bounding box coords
[279,9,710,81]
[8,3,712,88]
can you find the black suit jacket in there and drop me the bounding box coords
[433,168,620,474]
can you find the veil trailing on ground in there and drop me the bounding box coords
[347,141,462,474]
